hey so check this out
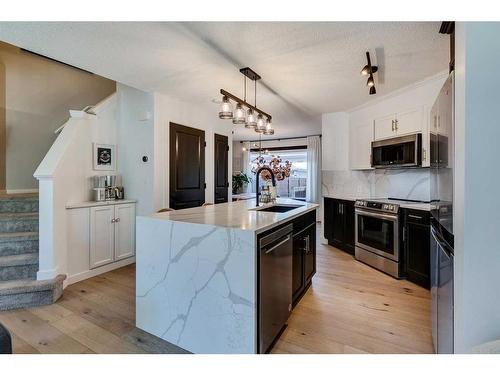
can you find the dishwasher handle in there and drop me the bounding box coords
[264,235,292,254]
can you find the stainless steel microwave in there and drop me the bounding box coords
[371,133,422,168]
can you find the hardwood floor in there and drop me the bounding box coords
[0,229,433,354]
[272,232,433,354]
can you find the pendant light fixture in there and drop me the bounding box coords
[264,118,274,135]
[218,95,233,119]
[246,108,257,128]
[233,103,246,124]
[255,113,266,133]
[360,51,378,95]
[218,67,275,135]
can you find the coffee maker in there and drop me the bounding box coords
[92,175,124,201]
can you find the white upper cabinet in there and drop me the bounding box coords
[374,113,397,140]
[394,107,423,136]
[374,107,424,140]
[349,122,374,170]
[114,203,136,261]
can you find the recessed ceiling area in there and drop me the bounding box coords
[0,22,449,140]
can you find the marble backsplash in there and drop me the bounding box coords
[322,168,430,202]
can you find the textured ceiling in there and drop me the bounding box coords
[0,22,448,140]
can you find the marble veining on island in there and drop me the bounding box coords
[136,198,318,354]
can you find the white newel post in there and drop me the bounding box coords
[36,176,59,280]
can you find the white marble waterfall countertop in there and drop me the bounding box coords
[150,198,318,233]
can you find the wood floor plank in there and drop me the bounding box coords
[50,314,147,354]
[0,310,90,354]
[28,303,74,323]
[57,289,136,337]
[10,332,40,354]
[121,327,190,354]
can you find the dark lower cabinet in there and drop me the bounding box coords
[403,209,431,289]
[323,197,355,255]
[292,211,316,306]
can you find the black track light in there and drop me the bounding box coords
[361,51,378,95]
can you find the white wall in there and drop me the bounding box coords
[1,42,115,191]
[321,112,349,171]
[454,22,500,353]
[116,84,155,216]
[153,93,233,211]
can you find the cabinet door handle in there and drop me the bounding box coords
[395,119,399,131]
[403,228,405,242]
[115,218,121,223]
[391,120,395,131]
[408,214,423,220]
[111,218,116,223]
[303,236,310,254]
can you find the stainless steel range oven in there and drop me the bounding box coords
[354,199,400,278]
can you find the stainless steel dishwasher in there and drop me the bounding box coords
[259,223,293,353]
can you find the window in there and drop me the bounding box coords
[249,148,307,200]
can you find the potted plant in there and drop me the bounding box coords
[232,173,252,194]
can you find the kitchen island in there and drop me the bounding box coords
[135,198,318,354]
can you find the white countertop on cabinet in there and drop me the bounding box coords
[66,199,136,209]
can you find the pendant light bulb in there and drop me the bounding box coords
[218,96,233,119]
[369,86,376,95]
[264,118,274,135]
[255,113,266,133]
[367,75,375,88]
[232,103,246,124]
[361,65,370,76]
[245,108,257,128]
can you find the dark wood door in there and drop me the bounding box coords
[343,201,356,255]
[214,134,229,204]
[169,123,205,209]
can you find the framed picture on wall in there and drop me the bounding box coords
[93,143,116,171]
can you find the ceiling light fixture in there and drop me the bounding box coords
[219,67,274,135]
[360,51,378,95]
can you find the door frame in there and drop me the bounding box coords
[168,122,206,209]
[214,133,229,204]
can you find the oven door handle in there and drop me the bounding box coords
[355,209,398,221]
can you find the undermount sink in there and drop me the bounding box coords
[254,204,302,213]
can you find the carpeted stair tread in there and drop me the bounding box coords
[0,275,65,296]
[0,212,38,220]
[0,253,39,267]
[0,231,38,241]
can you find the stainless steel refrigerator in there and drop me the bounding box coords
[430,72,454,354]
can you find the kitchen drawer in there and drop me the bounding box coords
[405,209,430,225]
[293,210,316,234]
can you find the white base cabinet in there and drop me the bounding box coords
[90,203,136,269]
[66,201,136,284]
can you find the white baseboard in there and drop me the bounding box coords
[64,257,136,287]
[6,189,39,194]
[37,268,59,281]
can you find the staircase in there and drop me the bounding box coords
[0,195,65,311]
